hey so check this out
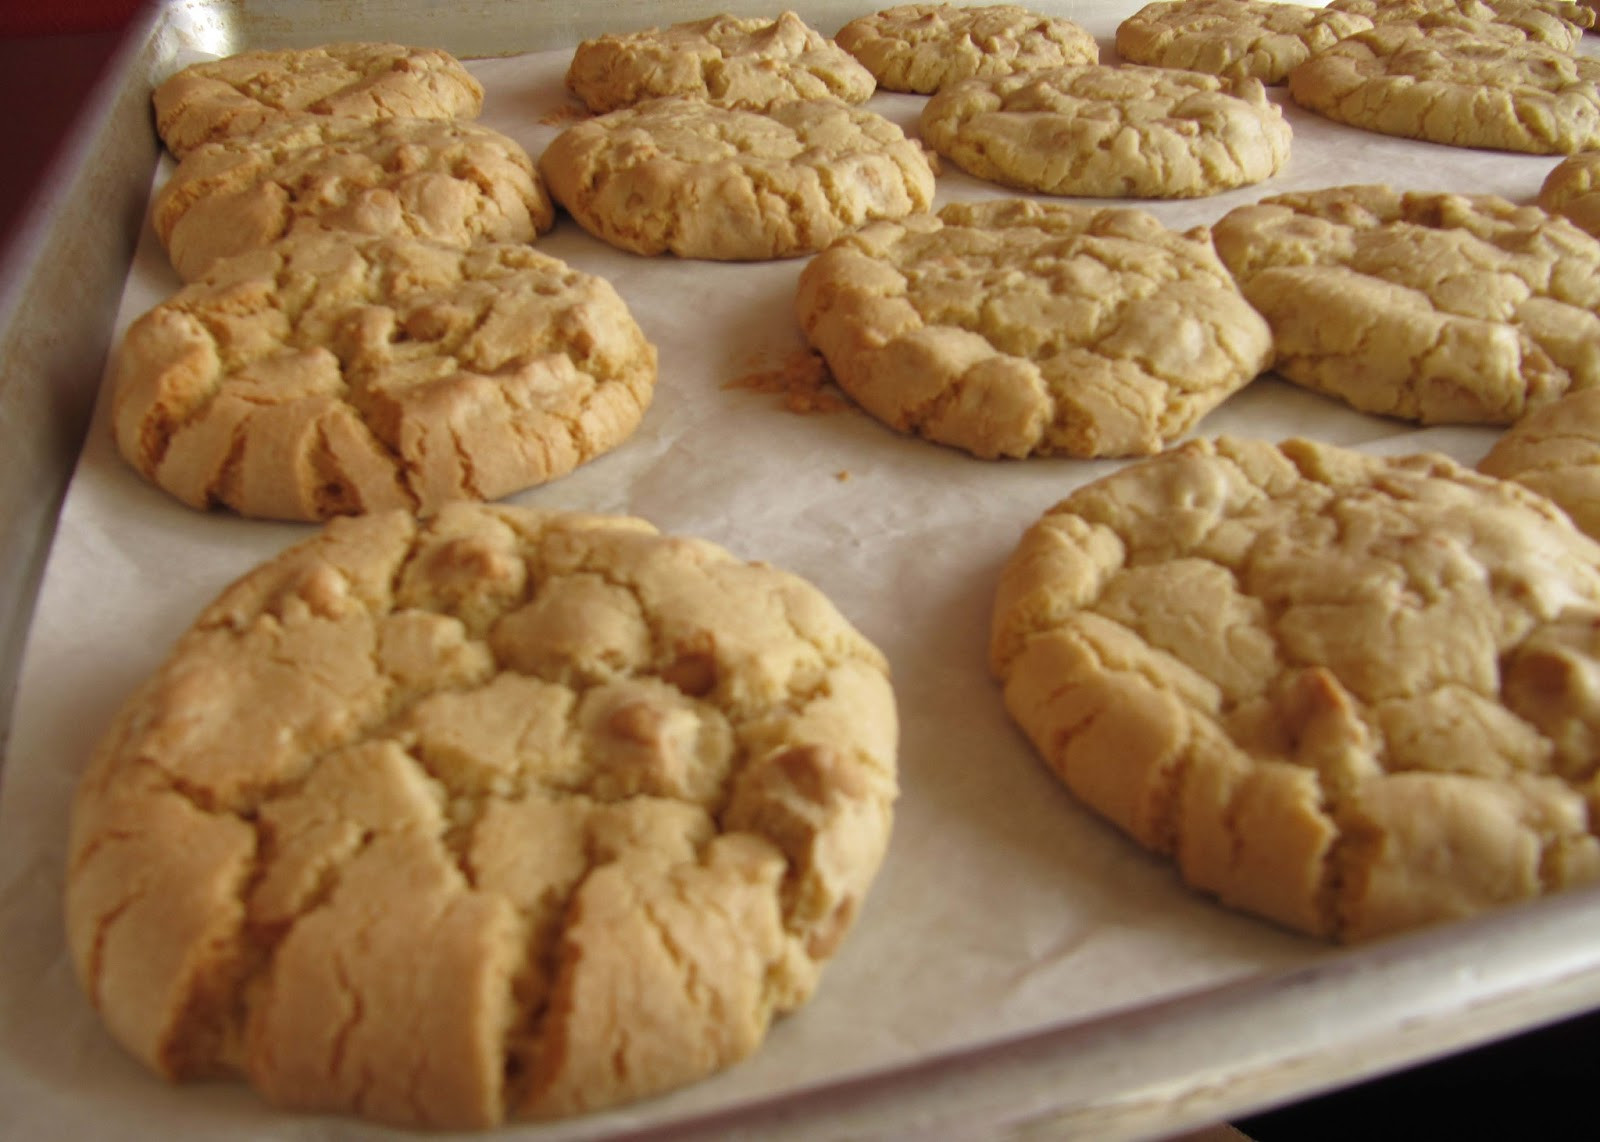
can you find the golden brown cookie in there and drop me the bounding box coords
[110,233,656,520]
[1114,0,1375,85]
[794,198,1274,459]
[991,435,1600,942]
[833,3,1098,94]
[1540,150,1600,238]
[1328,0,1595,51]
[1287,24,1600,154]
[152,116,556,282]
[919,64,1291,199]
[65,502,899,1127]
[565,11,876,113]
[1210,185,1600,424]
[152,43,485,159]
[1479,388,1600,538]
[538,97,935,261]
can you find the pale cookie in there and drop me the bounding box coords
[1287,24,1600,154]
[991,435,1600,942]
[1328,0,1595,52]
[1114,0,1374,85]
[1210,185,1600,424]
[1540,150,1600,238]
[111,234,656,520]
[1479,388,1600,538]
[919,64,1291,199]
[152,117,556,282]
[65,502,899,1127]
[538,97,935,261]
[833,3,1098,94]
[794,198,1274,459]
[565,11,876,113]
[152,43,485,159]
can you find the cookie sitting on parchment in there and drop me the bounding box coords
[1114,0,1375,85]
[152,43,485,159]
[1540,150,1600,238]
[1210,185,1600,424]
[1327,0,1596,51]
[1287,23,1600,154]
[1478,387,1600,540]
[919,64,1291,199]
[111,233,656,521]
[565,11,876,113]
[64,502,899,1127]
[794,198,1274,459]
[991,435,1600,942]
[151,116,555,282]
[538,97,935,261]
[833,3,1098,94]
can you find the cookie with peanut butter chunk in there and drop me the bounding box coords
[1114,0,1375,85]
[991,435,1600,942]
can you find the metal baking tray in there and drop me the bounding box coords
[4,2,1600,1138]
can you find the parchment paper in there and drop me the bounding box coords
[0,4,1590,1137]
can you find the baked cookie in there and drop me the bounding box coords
[152,43,485,159]
[538,97,935,261]
[833,3,1098,94]
[1114,0,1375,85]
[65,502,898,1127]
[111,234,656,520]
[565,11,875,113]
[1210,185,1600,424]
[1328,0,1596,51]
[1479,388,1600,538]
[152,116,556,282]
[991,435,1600,942]
[918,64,1291,199]
[1287,24,1600,154]
[1540,150,1600,238]
[794,198,1274,459]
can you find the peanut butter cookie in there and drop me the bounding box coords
[1540,150,1600,238]
[1115,0,1374,85]
[1479,387,1600,538]
[1328,0,1595,51]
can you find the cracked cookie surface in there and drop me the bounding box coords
[1114,0,1374,84]
[1211,185,1600,424]
[990,435,1600,942]
[1479,387,1600,539]
[64,502,898,1127]
[111,233,656,520]
[152,117,556,282]
[538,97,935,261]
[1287,24,1600,154]
[565,11,875,113]
[152,43,485,159]
[1328,0,1596,51]
[834,3,1098,94]
[1540,150,1600,238]
[919,64,1291,199]
[794,198,1273,459]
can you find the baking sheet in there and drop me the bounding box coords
[1,2,1598,1137]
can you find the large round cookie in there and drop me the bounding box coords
[111,234,656,520]
[1287,24,1600,154]
[1540,150,1600,238]
[991,435,1600,942]
[565,11,875,113]
[1479,387,1600,538]
[152,117,556,282]
[794,198,1274,459]
[1114,0,1374,85]
[538,97,935,261]
[834,3,1098,94]
[152,43,485,159]
[65,503,898,1127]
[1327,0,1596,51]
[1210,185,1600,424]
[919,64,1291,199]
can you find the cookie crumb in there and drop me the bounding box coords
[724,349,851,414]
[835,470,851,482]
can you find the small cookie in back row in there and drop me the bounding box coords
[112,234,656,520]
[538,97,934,261]
[1288,24,1600,154]
[1212,185,1600,425]
[153,42,485,159]
[1114,0,1374,85]
[795,199,1273,460]
[65,502,899,1126]
[833,3,1098,94]
[920,65,1291,199]
[565,11,875,113]
[152,116,555,282]
[991,435,1600,942]
[1479,388,1600,540]
[1540,151,1600,238]
[1328,0,1596,51]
